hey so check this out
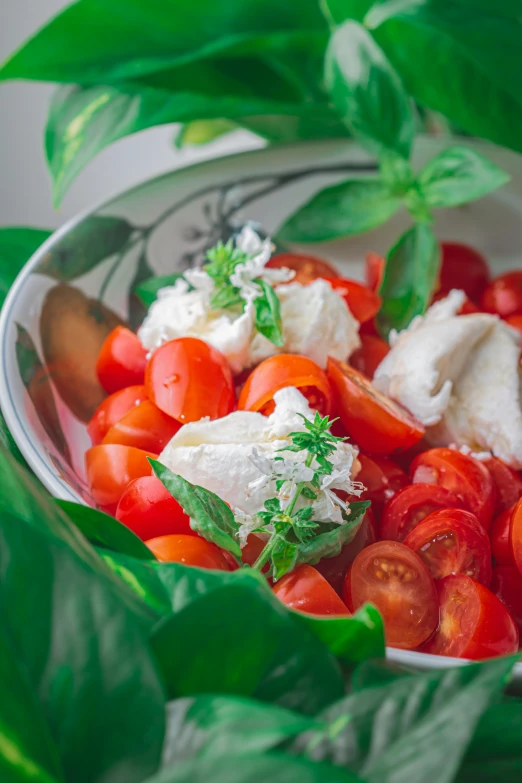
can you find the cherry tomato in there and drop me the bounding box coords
[509,497,522,576]
[365,252,385,292]
[437,242,490,304]
[325,278,381,324]
[102,399,182,453]
[422,574,518,659]
[266,253,338,285]
[431,291,480,314]
[354,453,409,519]
[96,326,148,394]
[87,385,148,445]
[482,271,522,318]
[344,541,439,649]
[505,314,522,335]
[349,335,390,380]
[85,444,157,513]
[115,475,192,540]
[490,506,515,566]
[327,358,425,455]
[146,337,235,423]
[240,534,269,572]
[273,564,350,616]
[403,508,492,585]
[145,534,231,570]
[238,354,332,416]
[315,509,378,594]
[484,457,522,516]
[491,565,522,638]
[380,483,467,542]
[411,448,496,530]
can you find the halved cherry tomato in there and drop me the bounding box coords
[102,400,182,453]
[482,271,522,318]
[145,534,231,570]
[85,444,156,512]
[490,505,515,566]
[491,565,522,638]
[273,564,350,616]
[327,358,425,455]
[87,385,148,445]
[505,314,522,335]
[146,337,235,423]
[266,253,338,285]
[411,448,496,530]
[354,453,409,519]
[116,475,192,540]
[344,540,439,649]
[238,354,332,416]
[422,574,518,659]
[325,278,381,324]
[380,483,467,542]
[484,457,522,516]
[96,326,148,394]
[437,242,490,304]
[509,497,522,576]
[365,252,385,292]
[349,335,390,380]
[315,508,377,594]
[241,534,269,572]
[403,508,492,585]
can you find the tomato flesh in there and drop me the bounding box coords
[491,565,522,638]
[266,253,338,285]
[102,399,182,452]
[365,252,385,292]
[273,564,350,616]
[146,534,231,570]
[116,475,192,540]
[482,271,522,318]
[422,574,518,659]
[490,505,515,566]
[87,385,148,445]
[484,457,522,516]
[96,326,148,394]
[437,242,490,304]
[380,483,467,542]
[325,278,381,324]
[85,444,157,513]
[509,497,522,576]
[354,453,409,520]
[344,540,439,650]
[315,509,378,594]
[403,508,492,585]
[349,334,390,380]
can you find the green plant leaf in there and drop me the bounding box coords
[0,227,51,309]
[56,500,155,561]
[271,536,299,580]
[295,502,370,566]
[277,179,400,242]
[294,604,384,666]
[0,510,166,783]
[321,0,375,25]
[135,274,189,308]
[325,20,414,158]
[0,408,30,471]
[38,216,134,280]
[456,697,522,782]
[99,550,173,616]
[253,279,284,347]
[151,461,241,559]
[376,223,440,338]
[415,145,510,208]
[128,249,154,329]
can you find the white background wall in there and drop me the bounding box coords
[0,1,261,230]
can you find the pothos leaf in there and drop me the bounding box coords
[253,279,284,346]
[134,273,189,308]
[295,501,370,567]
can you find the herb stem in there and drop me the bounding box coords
[285,452,315,517]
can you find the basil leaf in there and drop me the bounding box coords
[376,223,440,338]
[271,536,298,580]
[253,279,284,347]
[128,249,154,329]
[294,604,385,666]
[278,178,401,242]
[295,501,370,566]
[325,20,414,158]
[135,273,188,308]
[151,461,241,559]
[0,227,51,309]
[56,500,155,561]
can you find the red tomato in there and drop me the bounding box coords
[327,358,425,455]
[509,497,522,576]
[437,243,490,304]
[431,291,480,314]
[266,253,338,285]
[240,534,269,571]
[238,354,332,416]
[87,385,148,445]
[482,271,522,318]
[146,337,235,423]
[505,314,522,335]
[355,453,409,519]
[145,534,231,570]
[491,565,522,638]
[349,335,390,380]
[344,541,439,649]
[365,252,385,292]
[272,564,350,616]
[96,326,148,394]
[325,278,381,324]
[380,483,467,542]
[484,457,522,516]
[411,448,496,530]
[315,509,377,594]
[102,399,182,453]
[490,506,515,566]
[422,574,518,659]
[403,508,492,586]
[85,444,156,512]
[115,475,192,540]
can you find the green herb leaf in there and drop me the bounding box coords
[277,178,401,242]
[376,223,440,338]
[56,500,156,561]
[415,145,510,208]
[294,604,385,666]
[271,536,299,580]
[134,273,189,308]
[253,279,284,347]
[295,501,370,566]
[151,461,241,559]
[325,20,414,158]
[0,227,51,309]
